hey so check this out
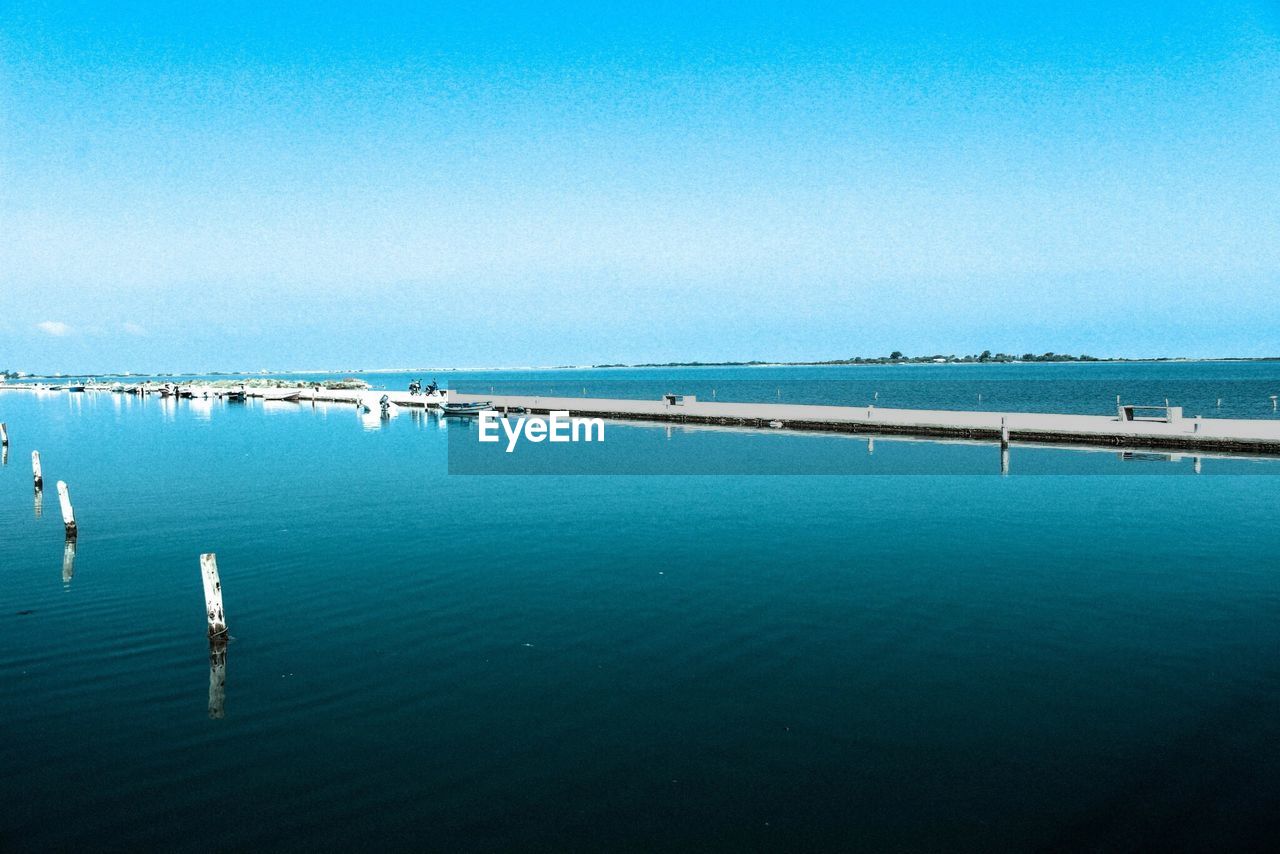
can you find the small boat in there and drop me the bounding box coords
[441,400,492,416]
[67,384,86,393]
[220,390,246,402]
[264,390,301,402]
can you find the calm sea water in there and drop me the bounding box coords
[3,363,1280,850]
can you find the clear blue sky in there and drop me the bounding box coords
[2,1,1277,372]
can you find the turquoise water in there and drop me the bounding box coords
[3,366,1280,849]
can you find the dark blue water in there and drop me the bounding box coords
[3,366,1280,849]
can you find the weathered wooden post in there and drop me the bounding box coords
[200,553,227,639]
[56,480,77,540]
[31,450,43,489]
[1000,417,1010,447]
[1272,395,1278,412]
[0,421,8,447]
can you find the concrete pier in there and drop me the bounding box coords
[449,391,1280,456]
[6,382,1280,456]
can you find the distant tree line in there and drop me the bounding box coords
[819,350,1102,365]
[593,352,1107,368]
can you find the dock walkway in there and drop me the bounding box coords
[6,383,1280,455]
[451,391,1280,456]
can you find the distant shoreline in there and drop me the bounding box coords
[7,355,1280,381]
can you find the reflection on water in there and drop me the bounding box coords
[61,540,75,586]
[34,486,42,518]
[208,640,227,720]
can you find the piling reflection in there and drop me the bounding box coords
[34,486,43,518]
[208,640,227,719]
[1000,444,1010,475]
[62,539,76,586]
[1,445,6,466]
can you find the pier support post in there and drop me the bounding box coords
[200,553,228,639]
[1000,417,1010,447]
[56,480,77,540]
[0,422,8,447]
[32,451,43,489]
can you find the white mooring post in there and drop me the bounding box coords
[32,451,43,489]
[56,480,77,539]
[1000,417,1010,447]
[200,553,228,639]
[0,422,8,447]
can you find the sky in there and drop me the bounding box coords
[1,0,1278,373]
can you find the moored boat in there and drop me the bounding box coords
[441,400,492,416]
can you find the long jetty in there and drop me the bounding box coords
[450,391,1280,457]
[5,382,1280,456]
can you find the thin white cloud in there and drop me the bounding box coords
[36,320,71,336]
[121,322,146,335]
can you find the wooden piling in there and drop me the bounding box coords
[31,450,43,489]
[56,480,77,540]
[0,422,8,447]
[1000,417,1010,447]
[200,553,227,639]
